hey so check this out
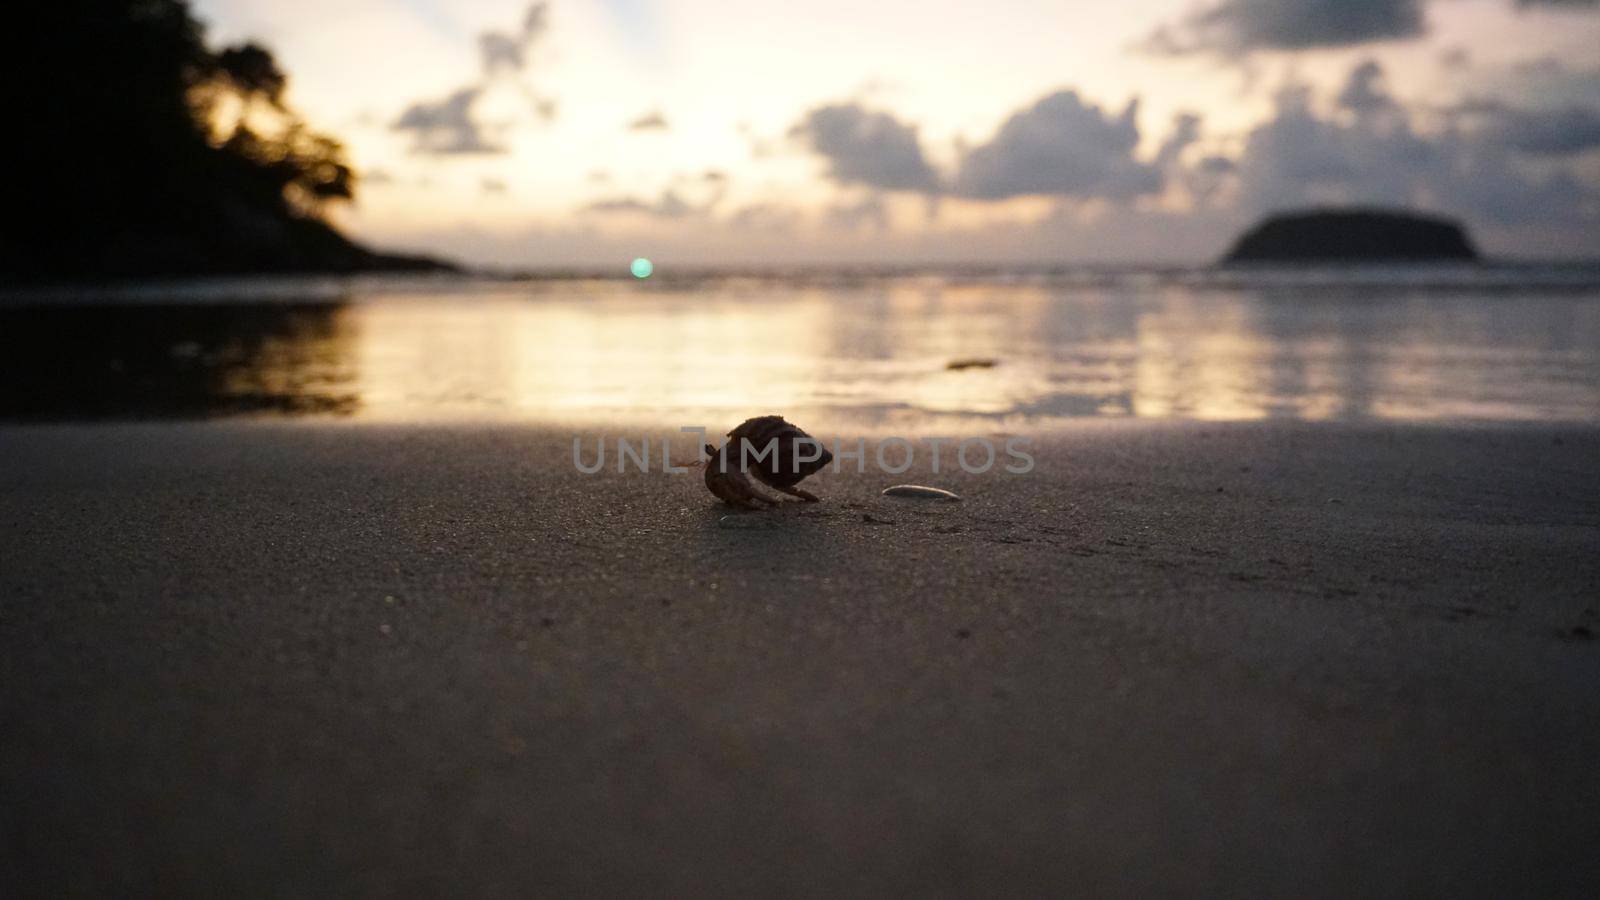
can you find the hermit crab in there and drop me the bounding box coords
[702,415,833,509]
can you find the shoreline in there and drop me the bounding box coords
[4,419,1598,894]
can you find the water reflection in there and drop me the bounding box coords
[0,303,358,418]
[2,275,1597,424]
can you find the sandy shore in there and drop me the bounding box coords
[3,420,1598,896]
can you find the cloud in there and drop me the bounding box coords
[785,90,1195,204]
[1143,0,1425,54]
[664,168,729,188]
[481,177,508,194]
[1439,46,1472,71]
[786,90,1193,205]
[1143,0,1598,55]
[1181,154,1240,206]
[1220,62,1600,227]
[1499,57,1600,109]
[507,61,1595,264]
[628,111,670,132]
[726,203,803,234]
[393,3,553,155]
[582,173,728,219]
[480,2,549,75]
[737,120,782,159]
[583,191,697,218]
[1470,103,1600,155]
[788,103,940,192]
[393,87,503,154]
[1154,113,1203,169]
[1337,60,1398,115]
[953,91,1163,200]
[823,195,890,232]
[1444,57,1600,155]
[1229,80,1436,211]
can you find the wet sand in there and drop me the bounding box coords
[2,421,1598,896]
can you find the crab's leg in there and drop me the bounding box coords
[706,473,756,509]
[732,471,783,507]
[773,484,820,503]
[707,468,774,510]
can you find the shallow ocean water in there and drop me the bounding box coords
[3,266,1598,427]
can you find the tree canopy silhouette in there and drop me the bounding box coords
[3,0,444,278]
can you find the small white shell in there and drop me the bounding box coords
[881,484,962,501]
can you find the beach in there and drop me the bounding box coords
[4,419,1598,895]
[18,0,1600,891]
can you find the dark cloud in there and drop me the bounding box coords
[480,2,549,75]
[952,91,1162,200]
[1144,0,1597,55]
[479,34,525,75]
[1337,60,1398,115]
[392,87,503,154]
[1445,76,1600,155]
[394,3,553,155]
[1478,104,1600,154]
[788,103,940,192]
[1230,81,1439,211]
[728,62,1598,253]
[1219,62,1599,227]
[1501,57,1600,109]
[1143,0,1425,54]
[629,111,669,131]
[1154,113,1202,169]
[783,91,1191,207]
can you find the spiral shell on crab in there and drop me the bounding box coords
[703,415,833,509]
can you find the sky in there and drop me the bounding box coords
[191,0,1600,266]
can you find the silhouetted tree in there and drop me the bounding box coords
[214,43,288,107]
[0,0,432,277]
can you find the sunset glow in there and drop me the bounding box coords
[190,0,1600,266]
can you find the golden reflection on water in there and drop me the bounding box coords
[3,277,1595,423]
[333,280,1600,427]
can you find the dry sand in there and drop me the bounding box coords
[2,420,1598,896]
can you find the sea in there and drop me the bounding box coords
[3,264,1598,428]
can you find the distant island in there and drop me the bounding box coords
[2,0,453,282]
[1222,209,1480,264]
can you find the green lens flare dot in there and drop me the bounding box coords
[630,258,653,279]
